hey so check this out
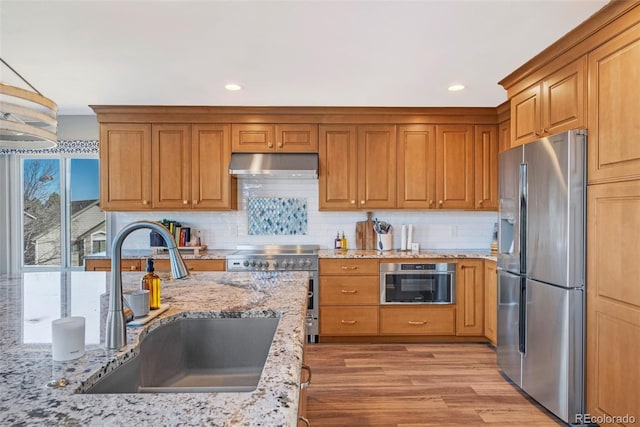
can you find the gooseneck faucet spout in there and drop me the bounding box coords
[105,220,190,350]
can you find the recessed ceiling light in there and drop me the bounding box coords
[225,83,243,91]
[448,84,465,92]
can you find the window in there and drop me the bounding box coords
[17,152,104,270]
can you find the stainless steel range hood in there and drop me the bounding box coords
[228,153,318,179]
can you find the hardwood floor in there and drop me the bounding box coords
[305,343,562,426]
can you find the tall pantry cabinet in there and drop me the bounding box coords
[499,2,640,423]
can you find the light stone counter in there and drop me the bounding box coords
[0,270,308,426]
[318,249,497,262]
[85,249,234,260]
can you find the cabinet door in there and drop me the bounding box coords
[152,124,191,210]
[357,125,396,209]
[587,180,640,421]
[474,125,498,210]
[396,124,436,209]
[191,124,237,210]
[498,120,511,153]
[511,85,542,147]
[275,124,318,152]
[588,22,640,184]
[231,124,275,152]
[484,260,497,345]
[542,57,586,137]
[318,125,358,210]
[456,260,484,336]
[436,125,474,209]
[99,123,151,210]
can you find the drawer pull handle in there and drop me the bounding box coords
[341,320,358,325]
[300,364,312,389]
[299,416,310,427]
[408,321,427,325]
[341,289,358,294]
[340,266,358,270]
[129,265,137,271]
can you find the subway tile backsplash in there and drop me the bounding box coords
[112,178,497,251]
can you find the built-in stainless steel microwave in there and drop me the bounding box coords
[380,262,456,304]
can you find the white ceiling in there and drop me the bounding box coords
[1,0,609,115]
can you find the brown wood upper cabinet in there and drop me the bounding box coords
[99,123,152,211]
[436,125,475,210]
[99,123,236,211]
[511,56,586,147]
[474,125,498,210]
[397,124,476,210]
[587,21,640,184]
[231,123,318,152]
[319,124,396,210]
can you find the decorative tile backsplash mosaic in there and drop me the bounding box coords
[248,197,308,235]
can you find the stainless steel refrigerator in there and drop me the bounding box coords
[497,129,586,424]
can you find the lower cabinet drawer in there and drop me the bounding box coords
[380,306,455,335]
[320,306,379,336]
[319,276,379,305]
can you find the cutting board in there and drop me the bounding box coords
[355,212,376,250]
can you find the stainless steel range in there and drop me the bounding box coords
[226,245,319,343]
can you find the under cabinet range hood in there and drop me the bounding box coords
[228,153,318,179]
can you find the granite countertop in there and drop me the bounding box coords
[0,270,308,426]
[89,249,497,263]
[85,249,234,260]
[318,249,497,262]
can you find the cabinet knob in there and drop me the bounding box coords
[142,200,149,205]
[268,142,274,148]
[193,200,198,205]
[183,200,188,205]
[429,200,434,207]
[542,128,548,134]
[438,200,443,207]
[360,200,365,204]
[129,265,136,271]
[350,200,355,204]
[478,200,483,206]
[533,131,540,137]
[278,142,283,148]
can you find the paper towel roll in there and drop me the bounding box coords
[400,225,407,251]
[52,317,85,361]
[407,224,413,248]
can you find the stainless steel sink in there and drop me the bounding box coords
[83,317,280,393]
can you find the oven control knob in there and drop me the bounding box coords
[257,261,263,268]
[243,260,250,267]
[281,260,289,268]
[250,260,257,267]
[272,260,279,269]
[298,259,305,267]
[263,261,269,268]
[303,258,311,267]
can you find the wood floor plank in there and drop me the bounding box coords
[305,343,563,426]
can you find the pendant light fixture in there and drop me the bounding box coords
[0,58,58,149]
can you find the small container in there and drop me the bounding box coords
[376,232,393,251]
[51,317,85,361]
[124,290,150,318]
[341,232,347,250]
[140,258,161,309]
[334,232,342,249]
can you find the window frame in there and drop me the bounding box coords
[9,152,106,272]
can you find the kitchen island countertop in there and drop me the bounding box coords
[0,270,308,426]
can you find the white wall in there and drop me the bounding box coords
[113,178,497,252]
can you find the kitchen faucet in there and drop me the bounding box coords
[105,220,190,350]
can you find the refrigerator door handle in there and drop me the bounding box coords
[519,163,527,273]
[519,278,526,355]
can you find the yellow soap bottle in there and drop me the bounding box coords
[140,258,161,310]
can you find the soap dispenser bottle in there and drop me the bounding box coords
[334,232,342,249]
[341,232,347,250]
[141,258,161,310]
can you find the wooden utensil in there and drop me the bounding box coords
[364,212,376,250]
